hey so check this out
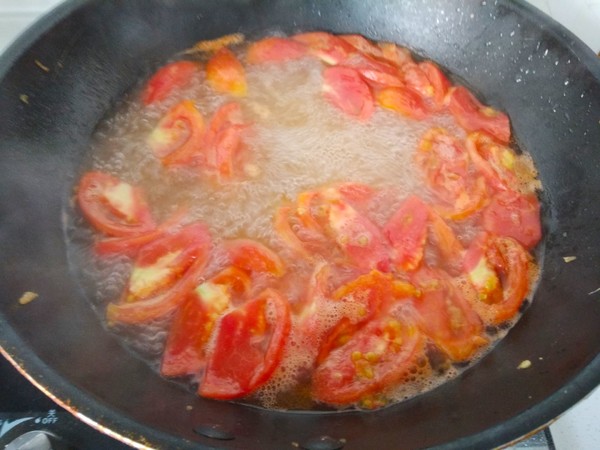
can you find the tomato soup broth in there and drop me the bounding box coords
[72,33,542,411]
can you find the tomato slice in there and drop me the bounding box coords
[326,198,390,272]
[246,37,307,64]
[199,288,292,399]
[141,61,199,105]
[160,266,250,377]
[315,270,395,364]
[377,86,429,120]
[418,61,450,109]
[224,238,286,277]
[203,102,248,181]
[273,206,314,260]
[77,171,156,237]
[148,100,205,166]
[411,268,487,362]
[463,233,532,324]
[448,86,511,144]
[94,208,188,257]
[312,305,425,406]
[465,132,519,192]
[427,207,465,271]
[383,195,429,272]
[415,127,469,204]
[339,34,384,59]
[292,32,355,65]
[106,223,212,324]
[482,190,542,249]
[206,47,247,96]
[322,66,374,121]
[343,53,404,89]
[377,42,413,68]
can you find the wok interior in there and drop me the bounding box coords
[0,1,599,449]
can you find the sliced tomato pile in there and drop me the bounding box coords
[74,31,543,411]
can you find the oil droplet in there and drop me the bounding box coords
[564,80,569,86]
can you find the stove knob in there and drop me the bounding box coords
[4,430,54,450]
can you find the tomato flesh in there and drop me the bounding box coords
[106,223,212,324]
[322,66,374,121]
[292,32,355,65]
[383,195,429,272]
[412,268,486,362]
[377,86,429,120]
[142,61,199,105]
[448,86,511,144]
[148,100,205,166]
[312,306,425,406]
[482,190,542,249]
[246,37,307,64]
[225,239,286,277]
[77,172,156,237]
[199,289,291,399]
[206,47,247,96]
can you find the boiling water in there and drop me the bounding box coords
[70,50,537,410]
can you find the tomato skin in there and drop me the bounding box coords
[77,171,156,237]
[376,86,429,120]
[411,268,487,362]
[322,66,374,121]
[106,223,212,324]
[246,37,307,64]
[339,34,383,59]
[463,233,532,324]
[206,47,247,96]
[448,86,511,144]
[377,42,413,68]
[418,61,450,109]
[312,305,425,406]
[383,195,429,272]
[141,61,199,105]
[148,100,205,166]
[482,191,542,249]
[199,288,292,399]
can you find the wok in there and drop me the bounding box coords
[1,0,599,449]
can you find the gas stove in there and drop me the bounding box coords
[0,1,599,449]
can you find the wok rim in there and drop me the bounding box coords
[0,0,599,449]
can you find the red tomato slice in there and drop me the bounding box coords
[326,199,390,272]
[246,37,307,64]
[463,233,531,324]
[106,223,212,324]
[377,42,413,68]
[148,100,205,166]
[427,207,465,272]
[377,86,429,120]
[322,66,374,121]
[316,270,395,364]
[292,32,356,65]
[94,208,188,257]
[203,102,248,180]
[141,61,199,105]
[312,305,425,406]
[415,127,469,204]
[482,190,542,249]
[418,61,450,109]
[401,63,435,101]
[77,171,156,237]
[206,47,247,96]
[448,86,511,144]
[199,288,292,399]
[465,132,519,192]
[160,266,250,377]
[273,206,314,260]
[224,238,286,277]
[411,268,487,362]
[383,195,429,272]
[339,34,384,59]
[343,53,404,89]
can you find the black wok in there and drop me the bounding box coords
[1,1,599,449]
